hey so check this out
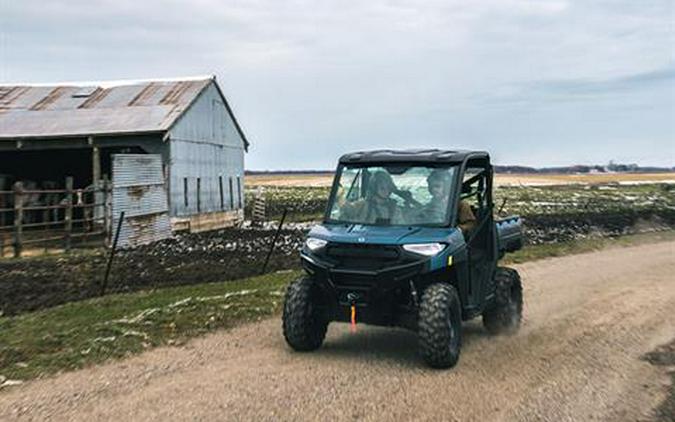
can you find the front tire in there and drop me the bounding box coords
[482,267,523,335]
[418,283,462,369]
[282,276,328,351]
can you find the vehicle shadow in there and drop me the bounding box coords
[315,320,491,368]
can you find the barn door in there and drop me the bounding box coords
[112,154,171,248]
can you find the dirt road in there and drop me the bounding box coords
[2,241,674,421]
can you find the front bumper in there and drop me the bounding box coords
[301,248,430,326]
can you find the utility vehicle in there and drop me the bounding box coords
[282,149,524,368]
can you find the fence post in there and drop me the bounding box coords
[13,181,23,258]
[103,174,111,247]
[101,211,125,296]
[252,187,266,226]
[64,176,73,252]
[261,208,288,274]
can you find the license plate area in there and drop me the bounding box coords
[336,286,371,306]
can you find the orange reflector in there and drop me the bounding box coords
[350,305,357,333]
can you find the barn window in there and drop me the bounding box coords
[219,176,224,210]
[183,178,189,208]
[229,177,234,209]
[196,177,201,212]
[237,176,242,209]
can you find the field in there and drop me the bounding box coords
[1,172,673,317]
[246,172,675,187]
[244,175,675,232]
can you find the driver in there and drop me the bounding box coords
[341,171,402,224]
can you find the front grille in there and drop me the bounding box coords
[326,243,400,260]
[322,242,425,273]
[331,272,376,287]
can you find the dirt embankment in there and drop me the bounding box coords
[0,226,306,316]
[1,241,673,421]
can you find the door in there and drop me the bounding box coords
[112,154,171,248]
[460,160,493,307]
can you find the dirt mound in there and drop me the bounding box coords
[523,210,674,244]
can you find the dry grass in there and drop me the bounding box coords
[495,172,675,186]
[247,172,675,187]
[246,173,334,187]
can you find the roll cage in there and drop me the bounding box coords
[324,150,494,231]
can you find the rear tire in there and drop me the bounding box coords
[418,283,462,369]
[482,267,523,335]
[282,276,328,351]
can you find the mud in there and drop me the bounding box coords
[523,209,674,244]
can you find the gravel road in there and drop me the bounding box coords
[1,241,674,421]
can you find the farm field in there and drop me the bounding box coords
[244,178,675,226]
[246,171,675,187]
[1,180,673,317]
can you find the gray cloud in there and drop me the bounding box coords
[1,0,673,168]
[527,66,675,96]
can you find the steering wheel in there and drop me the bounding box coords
[395,189,421,209]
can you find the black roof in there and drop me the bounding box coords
[339,149,489,164]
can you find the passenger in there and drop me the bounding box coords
[419,169,476,233]
[457,199,477,234]
[417,169,452,223]
[341,171,402,224]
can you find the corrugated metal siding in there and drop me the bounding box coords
[112,154,171,248]
[0,78,211,139]
[169,84,245,217]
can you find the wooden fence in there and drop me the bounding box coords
[0,176,112,258]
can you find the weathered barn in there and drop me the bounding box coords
[0,76,249,245]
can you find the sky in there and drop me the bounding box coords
[1,0,673,170]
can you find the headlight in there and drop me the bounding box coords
[305,237,328,251]
[402,243,446,256]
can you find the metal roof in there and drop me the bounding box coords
[339,149,489,164]
[0,76,249,150]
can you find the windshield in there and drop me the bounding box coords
[326,164,458,226]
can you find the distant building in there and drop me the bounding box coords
[0,76,249,241]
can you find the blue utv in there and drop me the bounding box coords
[282,149,524,368]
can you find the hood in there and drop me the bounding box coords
[308,223,460,245]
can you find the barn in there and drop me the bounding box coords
[0,76,249,248]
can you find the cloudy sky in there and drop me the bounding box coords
[1,0,673,169]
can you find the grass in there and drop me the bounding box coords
[1,230,673,383]
[0,270,300,381]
